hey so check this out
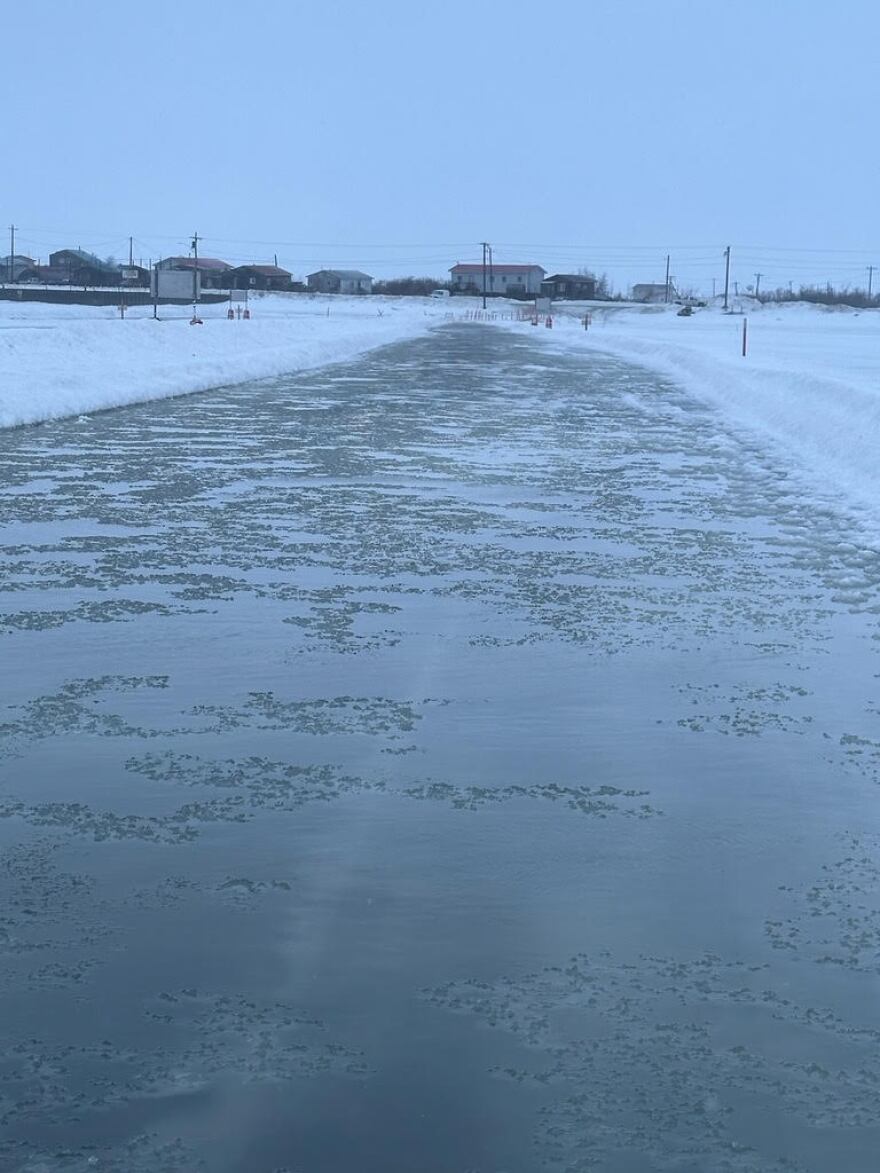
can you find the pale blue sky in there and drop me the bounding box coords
[3,0,877,294]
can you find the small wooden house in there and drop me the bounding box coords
[540,273,597,300]
[48,249,118,286]
[228,264,293,291]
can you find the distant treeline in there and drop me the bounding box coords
[372,277,450,296]
[759,285,880,309]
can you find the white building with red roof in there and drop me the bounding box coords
[449,262,545,296]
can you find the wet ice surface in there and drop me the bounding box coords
[3,327,880,1171]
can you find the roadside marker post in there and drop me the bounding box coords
[742,316,748,357]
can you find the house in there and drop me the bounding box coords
[48,249,118,285]
[540,273,597,300]
[0,255,38,281]
[17,265,68,284]
[631,282,675,303]
[449,263,545,296]
[306,269,373,295]
[228,264,293,291]
[156,256,232,290]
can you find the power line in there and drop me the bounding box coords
[17,223,880,257]
[9,223,880,299]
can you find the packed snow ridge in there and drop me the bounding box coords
[500,300,880,529]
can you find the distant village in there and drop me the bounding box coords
[0,247,676,304]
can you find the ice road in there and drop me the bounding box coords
[2,326,880,1173]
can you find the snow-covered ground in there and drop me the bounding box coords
[5,292,880,536]
[0,293,450,429]
[501,300,880,529]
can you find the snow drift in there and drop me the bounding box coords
[501,301,880,527]
[0,294,446,429]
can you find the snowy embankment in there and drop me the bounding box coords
[0,294,447,428]
[507,301,880,523]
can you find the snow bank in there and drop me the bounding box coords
[0,294,448,429]
[501,302,880,524]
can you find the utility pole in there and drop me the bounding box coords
[481,241,490,309]
[868,265,874,300]
[128,236,133,267]
[190,232,203,324]
[734,281,739,296]
[722,245,731,311]
[664,253,670,303]
[712,277,716,299]
[191,231,200,306]
[754,272,763,300]
[8,225,15,283]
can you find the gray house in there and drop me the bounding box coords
[307,269,373,295]
[1,254,37,281]
[631,282,675,303]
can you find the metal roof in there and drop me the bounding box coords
[232,264,292,277]
[51,248,112,268]
[450,263,545,274]
[544,273,595,282]
[307,269,372,280]
[162,256,231,271]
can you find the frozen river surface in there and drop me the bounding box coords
[3,327,880,1172]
